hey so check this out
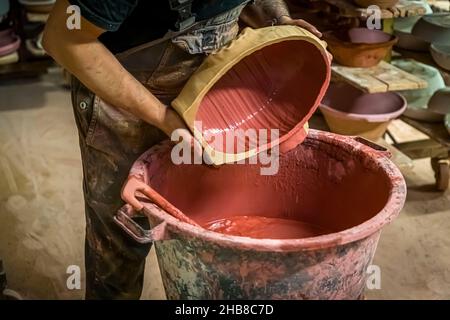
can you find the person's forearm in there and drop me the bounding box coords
[253,0,290,22]
[47,39,171,133]
[42,0,175,135]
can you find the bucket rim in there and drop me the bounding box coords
[139,129,407,252]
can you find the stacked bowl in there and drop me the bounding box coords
[0,1,20,65]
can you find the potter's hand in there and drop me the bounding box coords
[277,16,333,63]
[278,16,322,38]
[161,108,205,164]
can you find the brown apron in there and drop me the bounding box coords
[71,3,247,299]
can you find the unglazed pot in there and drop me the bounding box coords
[430,43,450,71]
[323,28,398,67]
[394,30,429,52]
[393,1,433,52]
[428,88,450,116]
[412,13,450,45]
[319,82,406,140]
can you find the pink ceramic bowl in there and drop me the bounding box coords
[0,29,21,57]
[319,82,407,140]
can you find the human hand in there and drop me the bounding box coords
[277,16,333,63]
[160,108,205,163]
[277,16,322,38]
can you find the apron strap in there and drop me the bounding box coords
[169,0,196,32]
[116,0,251,60]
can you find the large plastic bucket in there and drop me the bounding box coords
[116,130,406,299]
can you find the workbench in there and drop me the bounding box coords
[389,117,450,191]
[331,60,428,93]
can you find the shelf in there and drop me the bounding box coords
[331,60,428,93]
[315,0,428,19]
[401,116,450,148]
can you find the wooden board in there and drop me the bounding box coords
[375,137,414,172]
[401,116,450,148]
[332,60,428,93]
[318,0,428,18]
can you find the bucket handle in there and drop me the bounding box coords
[120,175,201,226]
[114,204,169,244]
[353,136,392,158]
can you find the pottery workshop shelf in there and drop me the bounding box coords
[400,117,450,149]
[392,117,450,190]
[331,60,428,93]
[316,0,429,19]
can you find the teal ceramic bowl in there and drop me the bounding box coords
[0,0,10,17]
[392,59,446,122]
[430,43,450,71]
[412,13,450,45]
[394,2,433,51]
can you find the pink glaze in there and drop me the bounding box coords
[195,41,330,154]
[204,216,331,239]
[122,130,406,245]
[0,29,21,57]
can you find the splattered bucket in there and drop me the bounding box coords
[116,130,406,299]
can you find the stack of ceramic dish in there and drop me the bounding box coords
[427,88,450,135]
[0,1,20,65]
[392,59,450,125]
[323,28,398,67]
[19,0,55,57]
[25,30,45,57]
[394,0,433,52]
[319,82,407,140]
[410,13,450,71]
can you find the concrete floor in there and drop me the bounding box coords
[0,73,449,300]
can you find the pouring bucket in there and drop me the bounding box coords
[116,130,406,300]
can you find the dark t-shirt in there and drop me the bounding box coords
[69,0,247,53]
